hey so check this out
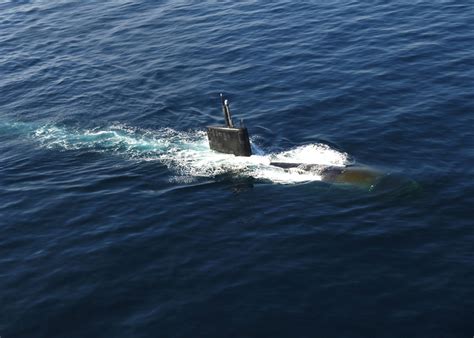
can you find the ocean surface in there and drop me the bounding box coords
[1,1,473,337]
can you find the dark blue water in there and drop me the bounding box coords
[1,1,473,337]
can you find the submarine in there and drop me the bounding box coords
[207,94,386,188]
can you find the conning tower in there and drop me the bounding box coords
[207,94,252,157]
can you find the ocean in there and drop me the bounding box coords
[1,1,473,337]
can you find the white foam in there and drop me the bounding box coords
[270,143,347,166]
[31,124,350,184]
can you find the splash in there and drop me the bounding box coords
[6,122,350,184]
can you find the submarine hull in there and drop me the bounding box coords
[270,162,383,187]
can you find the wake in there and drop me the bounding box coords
[5,122,350,184]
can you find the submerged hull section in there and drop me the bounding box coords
[270,162,384,188]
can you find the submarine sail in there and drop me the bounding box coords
[207,94,252,156]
